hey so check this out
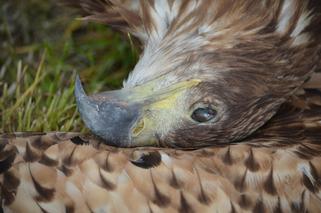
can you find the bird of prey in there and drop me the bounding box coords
[1,0,321,212]
[71,0,321,148]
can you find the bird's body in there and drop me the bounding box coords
[1,89,321,213]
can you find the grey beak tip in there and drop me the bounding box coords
[74,74,94,115]
[75,74,87,100]
[74,74,99,133]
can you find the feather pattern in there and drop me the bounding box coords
[1,89,321,213]
[64,0,321,44]
[63,0,321,87]
[3,1,320,211]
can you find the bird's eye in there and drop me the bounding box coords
[191,107,217,123]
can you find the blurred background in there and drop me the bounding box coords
[0,0,138,132]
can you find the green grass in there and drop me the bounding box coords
[0,1,138,132]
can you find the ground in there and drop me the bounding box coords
[0,0,138,132]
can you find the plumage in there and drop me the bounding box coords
[2,1,321,212]
[1,89,321,212]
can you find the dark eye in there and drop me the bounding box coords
[191,107,217,123]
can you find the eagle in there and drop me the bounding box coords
[1,0,321,212]
[71,0,321,148]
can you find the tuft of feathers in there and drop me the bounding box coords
[63,0,321,47]
[63,0,321,86]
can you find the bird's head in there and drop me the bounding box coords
[74,0,320,148]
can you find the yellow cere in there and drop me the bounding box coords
[131,79,201,138]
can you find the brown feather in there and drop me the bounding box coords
[1,89,321,212]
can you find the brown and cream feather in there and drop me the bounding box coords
[2,1,321,212]
[1,89,321,212]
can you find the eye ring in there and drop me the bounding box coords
[191,107,217,123]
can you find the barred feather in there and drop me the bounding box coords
[4,2,319,211]
[1,89,321,212]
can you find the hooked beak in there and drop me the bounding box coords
[75,75,140,147]
[75,75,200,147]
